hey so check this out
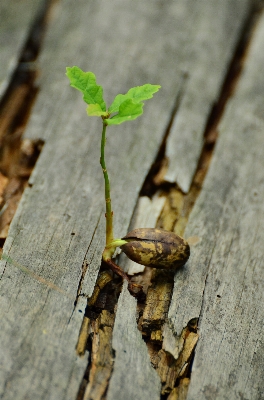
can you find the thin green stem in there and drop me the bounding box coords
[100,122,114,246]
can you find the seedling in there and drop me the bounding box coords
[66,67,190,296]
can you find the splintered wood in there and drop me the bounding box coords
[0,79,43,240]
[146,325,198,395]
[83,311,115,400]
[141,272,173,333]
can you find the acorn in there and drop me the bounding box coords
[120,228,190,269]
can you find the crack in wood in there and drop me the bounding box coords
[0,0,57,248]
[75,274,122,400]
[76,213,104,300]
[140,72,189,198]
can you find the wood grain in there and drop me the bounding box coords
[0,0,257,399]
[164,0,251,193]
[167,11,264,399]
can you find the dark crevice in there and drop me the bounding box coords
[75,213,103,301]
[0,0,56,250]
[75,271,121,400]
[202,1,264,143]
[140,71,189,198]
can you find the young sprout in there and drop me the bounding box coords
[66,67,190,297]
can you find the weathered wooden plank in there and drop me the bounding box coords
[0,0,45,99]
[164,0,251,193]
[166,11,264,399]
[107,282,161,400]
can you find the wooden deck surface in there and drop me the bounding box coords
[1,1,264,399]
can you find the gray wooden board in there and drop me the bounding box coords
[0,0,45,99]
[107,282,161,400]
[0,0,257,399]
[167,11,264,400]
[164,0,251,193]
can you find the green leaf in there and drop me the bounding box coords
[87,104,109,117]
[105,99,143,125]
[108,84,161,113]
[66,66,106,111]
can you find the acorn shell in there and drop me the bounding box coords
[121,228,190,269]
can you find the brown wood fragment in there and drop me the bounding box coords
[0,173,8,204]
[156,327,198,394]
[0,178,24,238]
[76,316,91,357]
[83,310,115,400]
[157,349,177,392]
[167,378,190,400]
[145,341,162,369]
[150,330,163,342]
[157,189,185,234]
[87,271,113,307]
[174,332,199,379]
[141,270,174,333]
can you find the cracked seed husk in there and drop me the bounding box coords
[121,228,190,269]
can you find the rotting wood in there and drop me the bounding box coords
[167,378,190,400]
[76,316,91,357]
[0,0,54,242]
[82,311,115,400]
[0,67,44,239]
[76,270,115,358]
[141,270,174,334]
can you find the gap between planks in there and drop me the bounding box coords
[0,0,58,249]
